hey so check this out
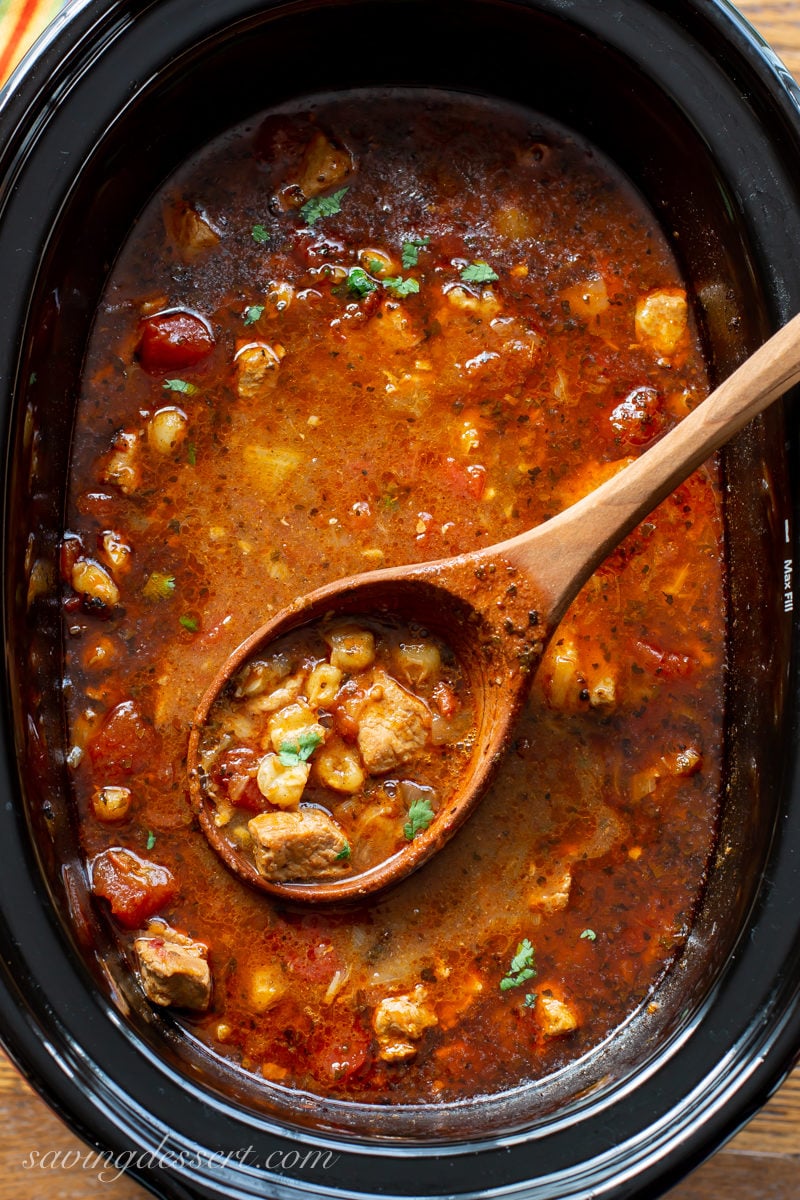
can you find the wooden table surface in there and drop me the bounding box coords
[1,1,800,1197]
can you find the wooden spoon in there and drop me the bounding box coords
[188,312,800,904]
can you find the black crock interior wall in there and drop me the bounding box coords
[3,0,794,1156]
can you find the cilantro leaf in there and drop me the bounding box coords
[251,224,270,244]
[341,268,419,301]
[146,830,156,850]
[335,843,352,861]
[580,928,597,941]
[383,276,420,297]
[243,304,265,325]
[401,237,430,269]
[403,796,436,841]
[500,938,537,991]
[142,572,176,601]
[187,443,197,466]
[345,267,379,298]
[460,260,499,284]
[163,379,197,396]
[180,615,199,633]
[509,939,535,975]
[300,186,348,227]
[278,730,323,766]
[524,992,538,1008]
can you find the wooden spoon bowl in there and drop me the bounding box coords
[188,312,800,904]
[188,564,543,903]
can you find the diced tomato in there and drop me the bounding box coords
[445,457,487,501]
[88,700,157,776]
[465,464,487,499]
[433,681,459,719]
[329,679,363,741]
[137,310,215,374]
[308,1013,371,1081]
[285,940,342,987]
[214,746,264,812]
[331,708,359,741]
[59,533,84,582]
[92,848,177,929]
[633,639,695,679]
[610,386,667,447]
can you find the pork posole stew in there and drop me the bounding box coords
[61,91,724,1104]
[197,615,476,884]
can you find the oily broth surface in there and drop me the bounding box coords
[64,91,723,1102]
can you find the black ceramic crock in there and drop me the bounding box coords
[1,1,800,1197]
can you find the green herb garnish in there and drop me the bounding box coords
[383,276,420,297]
[187,443,197,467]
[163,379,197,396]
[335,843,352,861]
[460,260,499,284]
[524,992,538,1008]
[278,730,323,766]
[342,268,419,301]
[580,928,597,941]
[401,237,430,269]
[243,304,265,325]
[146,831,156,850]
[403,796,435,841]
[300,186,348,227]
[251,224,270,244]
[500,939,537,991]
[142,572,176,601]
[345,267,379,298]
[180,615,199,633]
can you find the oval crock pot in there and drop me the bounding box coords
[2,1,800,1197]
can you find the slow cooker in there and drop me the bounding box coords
[1,1,799,1196]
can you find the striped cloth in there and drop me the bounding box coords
[0,0,67,84]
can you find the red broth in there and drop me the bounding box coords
[62,90,723,1102]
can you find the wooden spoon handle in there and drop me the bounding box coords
[499,310,800,619]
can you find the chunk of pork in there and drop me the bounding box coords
[248,808,349,881]
[356,672,431,774]
[373,984,438,1062]
[134,922,211,1011]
